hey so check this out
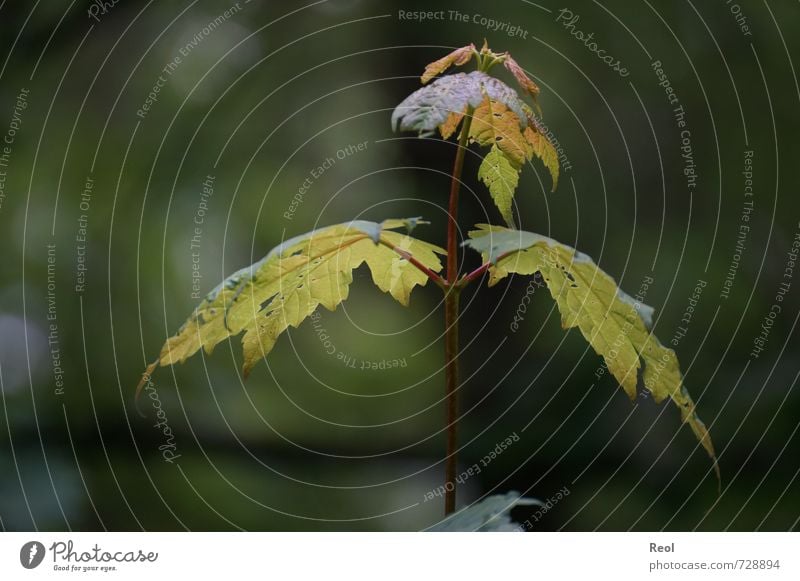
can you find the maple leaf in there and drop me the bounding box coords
[469,98,559,225]
[470,98,530,166]
[464,225,719,480]
[392,58,560,226]
[438,111,464,140]
[139,219,444,389]
[430,492,542,531]
[503,54,540,102]
[421,43,476,84]
[523,125,560,191]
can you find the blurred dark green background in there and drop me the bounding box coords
[1,0,798,531]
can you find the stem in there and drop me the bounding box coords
[457,251,517,289]
[443,105,475,515]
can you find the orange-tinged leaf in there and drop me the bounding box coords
[464,224,719,482]
[140,219,444,381]
[392,71,528,137]
[439,111,464,140]
[477,145,520,228]
[524,126,560,191]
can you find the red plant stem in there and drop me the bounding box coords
[459,261,492,287]
[443,105,475,515]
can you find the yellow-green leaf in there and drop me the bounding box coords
[503,54,540,102]
[464,224,718,479]
[524,126,559,191]
[421,44,476,84]
[468,98,560,222]
[477,146,520,228]
[142,219,444,384]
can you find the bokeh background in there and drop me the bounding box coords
[1,0,798,531]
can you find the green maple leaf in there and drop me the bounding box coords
[470,98,530,166]
[477,144,520,228]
